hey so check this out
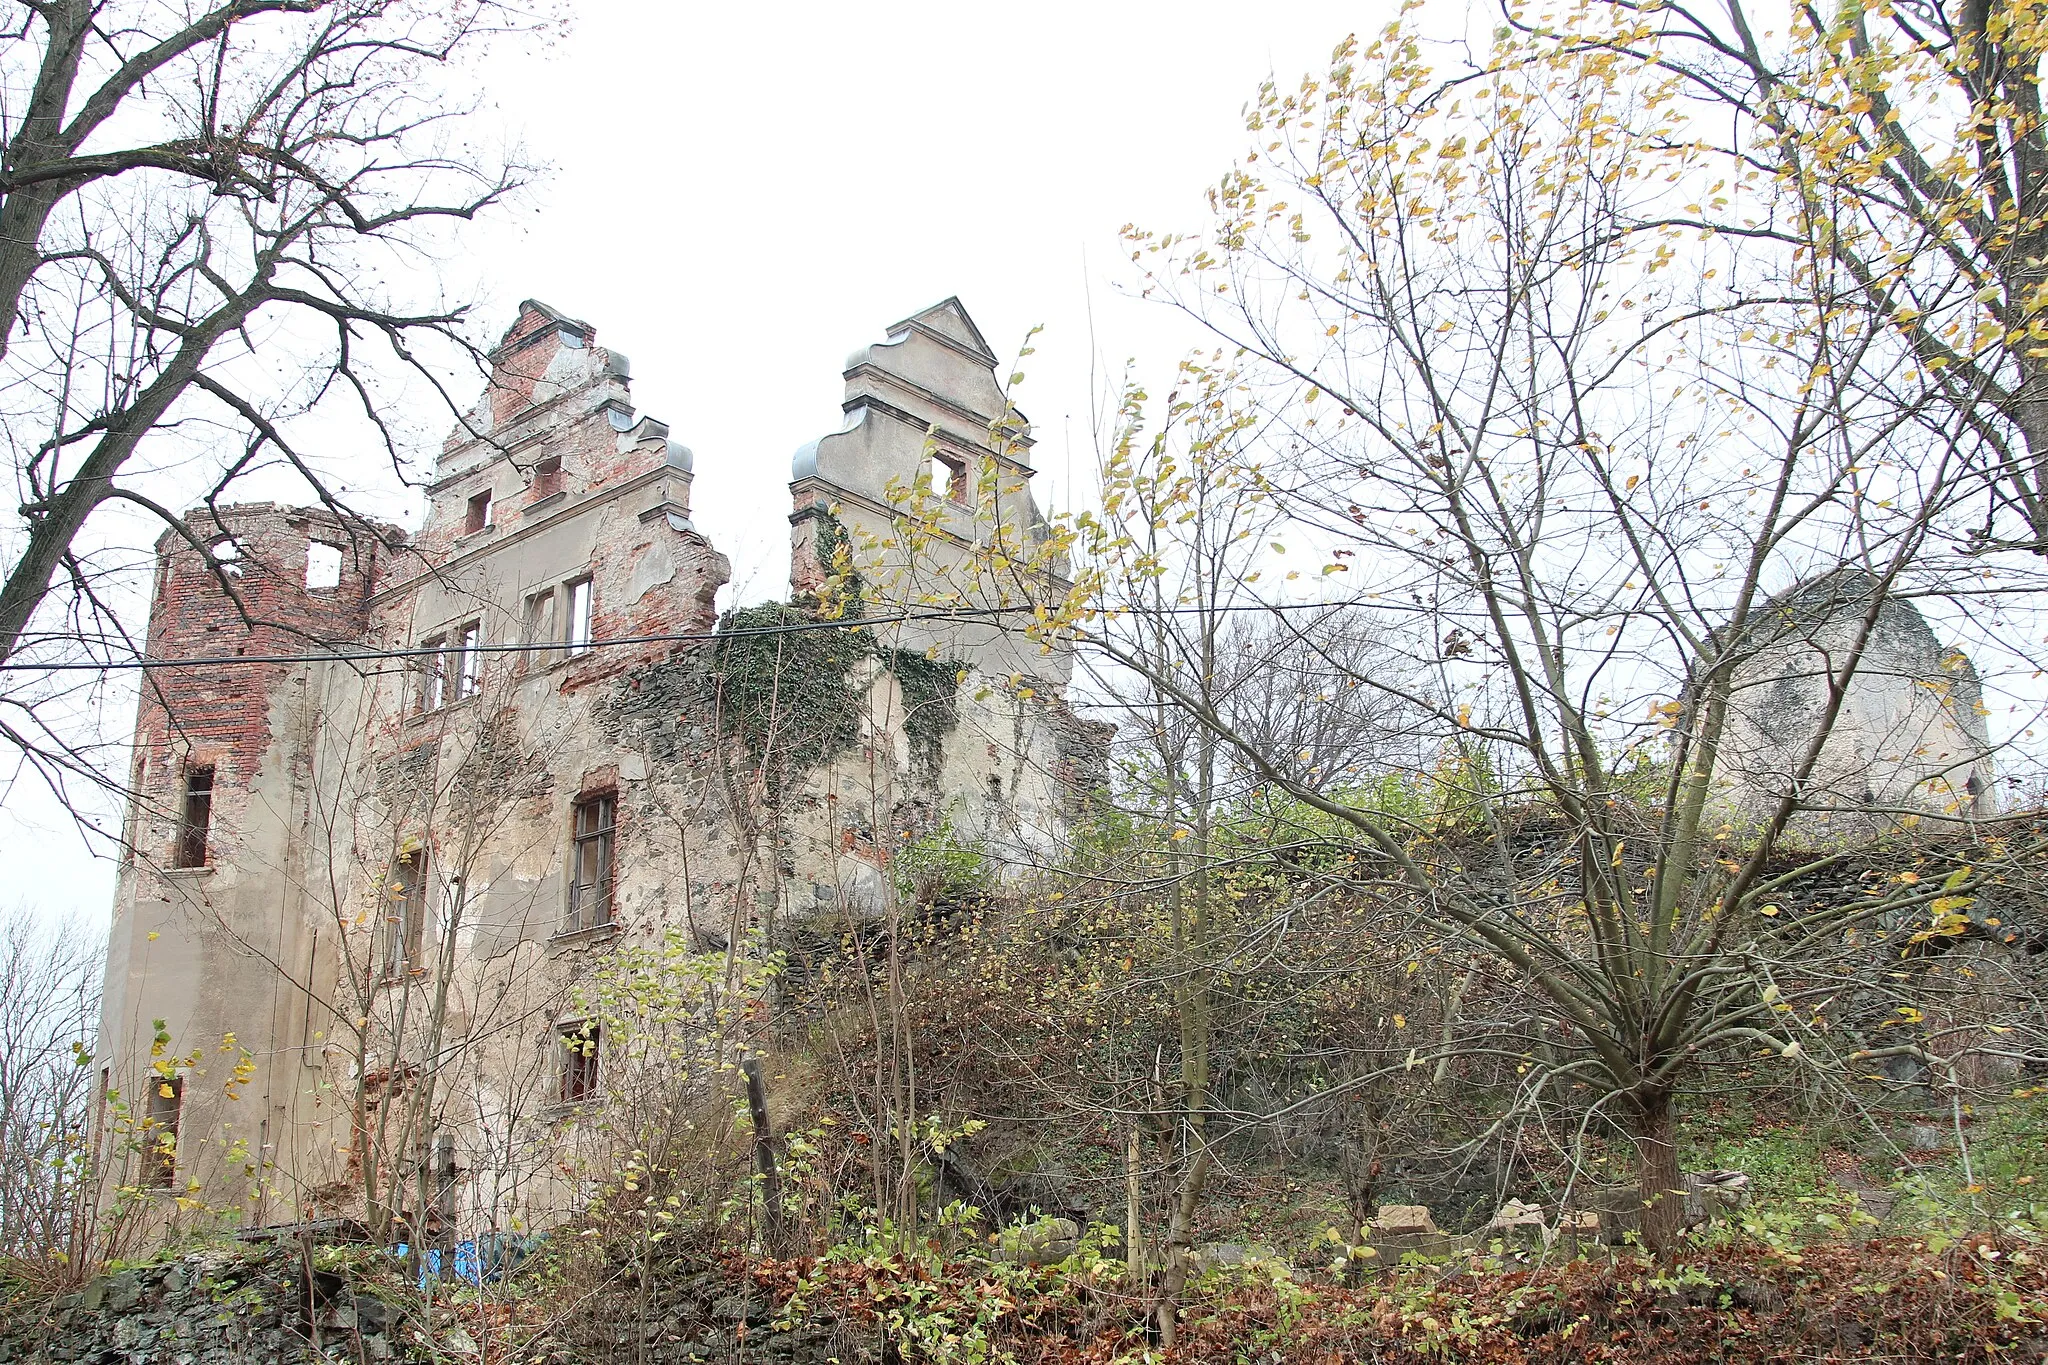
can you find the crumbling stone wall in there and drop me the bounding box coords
[0,1246,423,1365]
[1717,571,1996,836]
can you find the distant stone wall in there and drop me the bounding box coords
[1717,572,1995,835]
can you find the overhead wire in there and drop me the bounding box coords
[1,598,1365,672]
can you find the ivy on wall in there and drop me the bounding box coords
[878,647,961,777]
[710,508,964,795]
[711,600,872,794]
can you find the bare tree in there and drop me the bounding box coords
[1533,0,2048,555]
[0,0,551,809]
[1208,614,1434,795]
[0,907,101,1261]
[1049,22,2035,1258]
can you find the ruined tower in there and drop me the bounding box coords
[102,503,388,1221]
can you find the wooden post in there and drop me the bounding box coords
[740,1054,785,1250]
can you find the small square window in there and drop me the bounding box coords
[558,1022,600,1104]
[211,537,244,578]
[930,451,967,503]
[532,455,562,499]
[465,490,494,534]
[305,542,343,590]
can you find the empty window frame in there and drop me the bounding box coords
[565,793,616,933]
[144,1075,182,1188]
[210,536,244,579]
[305,542,344,590]
[531,454,563,499]
[522,589,557,669]
[565,577,594,657]
[416,636,447,713]
[454,621,482,700]
[930,450,968,503]
[174,764,214,869]
[464,489,494,534]
[382,849,429,979]
[558,1022,600,1104]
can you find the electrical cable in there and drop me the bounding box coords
[2,598,1365,673]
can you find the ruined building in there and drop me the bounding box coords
[98,299,1107,1238]
[1715,571,1997,834]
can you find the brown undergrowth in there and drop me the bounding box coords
[504,1233,2046,1363]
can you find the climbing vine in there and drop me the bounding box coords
[711,610,965,795]
[879,648,961,776]
[711,502,970,794]
[711,602,871,793]
[799,503,864,617]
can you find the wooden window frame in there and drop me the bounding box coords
[565,576,594,657]
[522,589,557,670]
[558,1021,600,1105]
[383,849,429,980]
[565,792,616,933]
[417,635,447,713]
[454,621,482,700]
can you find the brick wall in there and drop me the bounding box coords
[128,506,381,867]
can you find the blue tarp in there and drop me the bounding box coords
[390,1232,538,1288]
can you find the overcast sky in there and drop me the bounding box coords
[461,0,1383,598]
[4,0,1389,923]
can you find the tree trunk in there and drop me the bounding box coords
[1155,1146,1211,1350]
[1124,1123,1144,1283]
[1630,1088,1683,1258]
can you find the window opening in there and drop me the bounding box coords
[145,1075,182,1188]
[930,451,968,503]
[415,636,447,712]
[523,589,557,668]
[565,577,594,657]
[532,455,562,499]
[175,765,214,869]
[455,622,482,699]
[305,542,343,590]
[211,537,244,579]
[566,793,616,933]
[558,1022,600,1104]
[464,489,493,534]
[383,849,428,979]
